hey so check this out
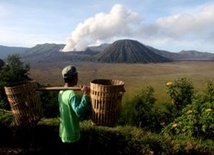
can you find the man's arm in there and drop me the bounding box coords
[70,95,90,117]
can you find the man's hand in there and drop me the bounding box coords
[80,85,90,95]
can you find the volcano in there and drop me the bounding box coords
[95,39,173,63]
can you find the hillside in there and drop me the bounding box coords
[0,45,28,59]
[21,43,65,62]
[20,43,98,63]
[177,50,214,60]
[95,39,173,63]
[147,46,180,60]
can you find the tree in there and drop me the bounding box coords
[0,54,31,109]
[0,54,31,84]
[0,59,4,69]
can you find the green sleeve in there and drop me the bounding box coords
[70,95,90,118]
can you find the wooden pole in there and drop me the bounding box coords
[35,86,81,91]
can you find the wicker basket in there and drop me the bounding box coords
[90,79,125,127]
[4,81,43,126]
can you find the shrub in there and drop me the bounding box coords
[162,81,214,139]
[200,81,214,103]
[152,102,177,132]
[39,90,59,118]
[119,86,157,131]
[165,77,194,116]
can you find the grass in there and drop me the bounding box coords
[29,60,214,105]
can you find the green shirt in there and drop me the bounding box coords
[58,90,90,143]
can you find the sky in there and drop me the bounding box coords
[1,0,214,53]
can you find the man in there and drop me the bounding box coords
[58,65,90,155]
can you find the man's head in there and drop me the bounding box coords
[62,65,78,84]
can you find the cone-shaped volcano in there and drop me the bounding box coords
[96,39,173,63]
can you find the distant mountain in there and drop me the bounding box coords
[1,39,214,64]
[95,39,173,63]
[20,43,98,63]
[176,50,214,60]
[147,46,214,61]
[0,45,28,59]
[21,43,64,60]
[146,46,180,60]
[22,43,65,55]
[87,43,110,52]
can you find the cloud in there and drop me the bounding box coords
[154,4,214,37]
[62,4,140,51]
[136,3,214,52]
[62,3,214,52]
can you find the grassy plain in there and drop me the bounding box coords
[29,61,214,105]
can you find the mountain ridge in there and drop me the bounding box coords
[1,40,214,63]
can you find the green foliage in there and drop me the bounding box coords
[155,77,196,131]
[37,84,59,118]
[1,118,213,154]
[200,81,214,103]
[0,54,31,84]
[119,86,157,131]
[0,110,13,146]
[152,102,177,132]
[165,77,194,115]
[0,58,4,69]
[162,80,214,140]
[0,109,13,126]
[39,90,59,118]
[0,54,31,109]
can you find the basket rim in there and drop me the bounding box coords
[4,80,37,88]
[90,79,124,86]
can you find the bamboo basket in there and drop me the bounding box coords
[4,80,43,126]
[90,79,125,127]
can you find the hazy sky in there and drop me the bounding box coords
[1,0,214,53]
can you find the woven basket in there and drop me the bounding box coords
[4,81,43,126]
[90,79,125,127]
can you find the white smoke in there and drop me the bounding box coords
[62,3,214,53]
[62,4,140,52]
